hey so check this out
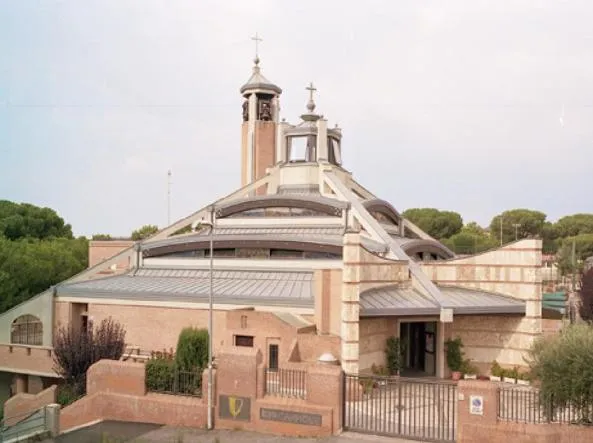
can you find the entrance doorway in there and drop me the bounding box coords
[399,321,437,377]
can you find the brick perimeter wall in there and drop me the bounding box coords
[457,380,593,442]
[3,385,57,426]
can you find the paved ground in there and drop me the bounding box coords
[43,421,421,442]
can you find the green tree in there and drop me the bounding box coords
[556,234,593,275]
[443,231,498,255]
[554,214,593,238]
[402,208,463,239]
[131,224,159,241]
[489,209,547,244]
[0,237,88,313]
[0,200,73,240]
[175,327,209,371]
[527,324,593,423]
[91,234,112,240]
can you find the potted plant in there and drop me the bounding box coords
[490,360,503,382]
[445,337,464,381]
[462,359,478,380]
[503,366,519,384]
[516,372,531,386]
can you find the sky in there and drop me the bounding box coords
[1,0,592,237]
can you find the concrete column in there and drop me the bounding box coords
[436,321,445,378]
[275,121,288,164]
[342,233,362,374]
[45,403,61,437]
[246,93,258,183]
[316,118,328,161]
[272,96,280,123]
[14,374,27,394]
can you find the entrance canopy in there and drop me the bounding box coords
[360,284,525,317]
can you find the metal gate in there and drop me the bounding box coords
[343,374,457,442]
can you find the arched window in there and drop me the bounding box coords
[11,315,43,346]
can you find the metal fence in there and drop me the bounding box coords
[343,374,457,442]
[264,368,307,399]
[146,369,202,397]
[0,407,49,442]
[498,386,593,425]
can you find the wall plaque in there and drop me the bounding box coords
[260,408,322,426]
[470,395,484,415]
[219,395,251,421]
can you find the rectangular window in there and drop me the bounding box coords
[268,344,279,370]
[234,335,254,347]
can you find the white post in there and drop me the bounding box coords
[207,207,215,430]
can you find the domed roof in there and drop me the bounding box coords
[240,58,282,96]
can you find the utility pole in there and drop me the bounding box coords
[571,238,577,293]
[512,223,521,241]
[500,216,503,246]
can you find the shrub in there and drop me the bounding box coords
[53,317,126,397]
[527,323,593,423]
[491,360,503,377]
[56,382,83,407]
[385,336,405,375]
[445,337,464,372]
[145,357,176,392]
[175,327,209,371]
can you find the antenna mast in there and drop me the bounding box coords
[167,170,172,226]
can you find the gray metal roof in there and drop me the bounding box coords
[57,268,314,307]
[139,227,387,255]
[360,284,525,317]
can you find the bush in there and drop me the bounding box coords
[527,323,593,422]
[385,336,405,375]
[56,382,83,407]
[53,317,126,396]
[445,337,464,372]
[145,357,176,392]
[175,327,209,371]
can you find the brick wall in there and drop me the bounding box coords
[423,239,543,369]
[0,344,56,376]
[457,380,593,443]
[60,359,206,432]
[3,385,57,426]
[60,350,342,438]
[88,240,134,268]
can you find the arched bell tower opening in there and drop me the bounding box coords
[240,38,282,191]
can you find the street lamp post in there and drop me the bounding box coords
[194,209,215,430]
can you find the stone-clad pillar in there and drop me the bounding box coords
[342,233,362,374]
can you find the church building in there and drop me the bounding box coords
[0,55,544,398]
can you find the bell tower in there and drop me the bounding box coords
[240,34,282,188]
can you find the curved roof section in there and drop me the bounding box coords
[394,238,456,259]
[215,194,350,218]
[360,284,525,317]
[363,199,402,225]
[240,63,282,95]
[141,230,387,257]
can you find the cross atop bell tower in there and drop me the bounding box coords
[251,32,262,62]
[239,34,282,190]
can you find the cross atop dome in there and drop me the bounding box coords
[301,81,320,122]
[306,82,317,113]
